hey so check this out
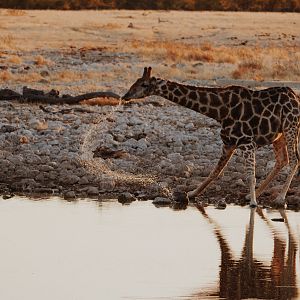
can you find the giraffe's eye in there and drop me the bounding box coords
[141,83,149,88]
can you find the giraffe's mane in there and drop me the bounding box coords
[155,77,296,95]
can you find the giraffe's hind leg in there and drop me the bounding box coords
[240,143,257,207]
[255,135,288,198]
[187,145,236,199]
[274,127,300,207]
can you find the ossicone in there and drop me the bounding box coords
[142,66,152,79]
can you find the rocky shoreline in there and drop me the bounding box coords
[0,97,300,209]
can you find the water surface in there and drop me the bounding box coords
[0,197,299,300]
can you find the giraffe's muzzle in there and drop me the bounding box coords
[121,92,131,101]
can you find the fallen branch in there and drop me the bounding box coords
[0,86,120,104]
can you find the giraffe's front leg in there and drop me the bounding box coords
[187,145,236,200]
[273,128,300,207]
[241,144,257,208]
[246,135,288,201]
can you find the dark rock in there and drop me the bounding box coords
[152,197,171,206]
[86,186,99,196]
[215,199,227,209]
[34,187,55,194]
[172,191,188,204]
[63,190,76,200]
[2,194,15,200]
[93,146,126,159]
[0,124,18,133]
[40,70,50,77]
[118,192,136,204]
[171,201,188,210]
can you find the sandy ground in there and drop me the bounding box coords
[0,10,299,207]
[1,10,299,49]
[0,9,300,92]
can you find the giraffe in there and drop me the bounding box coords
[192,205,298,299]
[122,67,300,207]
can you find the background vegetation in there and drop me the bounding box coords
[0,0,300,11]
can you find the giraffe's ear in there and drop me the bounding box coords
[147,67,152,78]
[142,67,148,78]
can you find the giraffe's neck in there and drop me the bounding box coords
[153,79,228,122]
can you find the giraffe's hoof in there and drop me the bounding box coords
[249,203,257,208]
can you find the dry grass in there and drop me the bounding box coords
[2,72,42,83]
[49,70,126,84]
[22,72,43,82]
[81,98,122,106]
[100,23,122,30]
[127,40,300,81]
[0,21,7,29]
[0,70,13,81]
[85,22,122,30]
[52,70,98,82]
[232,59,263,79]
[5,9,27,16]
[19,136,29,144]
[8,55,22,64]
[232,47,300,80]
[34,55,53,66]
[130,40,222,63]
[81,98,144,106]
[129,40,257,64]
[129,40,239,63]
[0,34,15,49]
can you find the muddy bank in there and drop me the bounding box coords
[0,98,300,208]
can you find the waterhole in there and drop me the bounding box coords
[0,197,299,300]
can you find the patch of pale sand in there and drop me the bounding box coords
[0,10,299,51]
[0,10,299,87]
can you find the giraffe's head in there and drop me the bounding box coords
[122,67,156,100]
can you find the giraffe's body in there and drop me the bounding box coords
[123,67,300,207]
[154,81,299,148]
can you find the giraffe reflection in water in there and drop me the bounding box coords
[193,205,298,299]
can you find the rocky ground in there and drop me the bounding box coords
[0,96,300,209]
[0,10,300,208]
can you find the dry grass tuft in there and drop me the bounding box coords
[5,9,27,16]
[81,97,122,106]
[19,136,29,144]
[128,40,300,80]
[0,70,14,81]
[35,121,48,131]
[10,72,42,83]
[100,23,122,30]
[50,70,101,83]
[34,55,52,66]
[86,22,122,30]
[232,47,300,80]
[8,55,22,64]
[130,40,219,63]
[130,40,239,64]
[0,34,15,49]
[232,59,262,79]
[200,42,213,51]
[23,72,43,82]
[0,21,7,29]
